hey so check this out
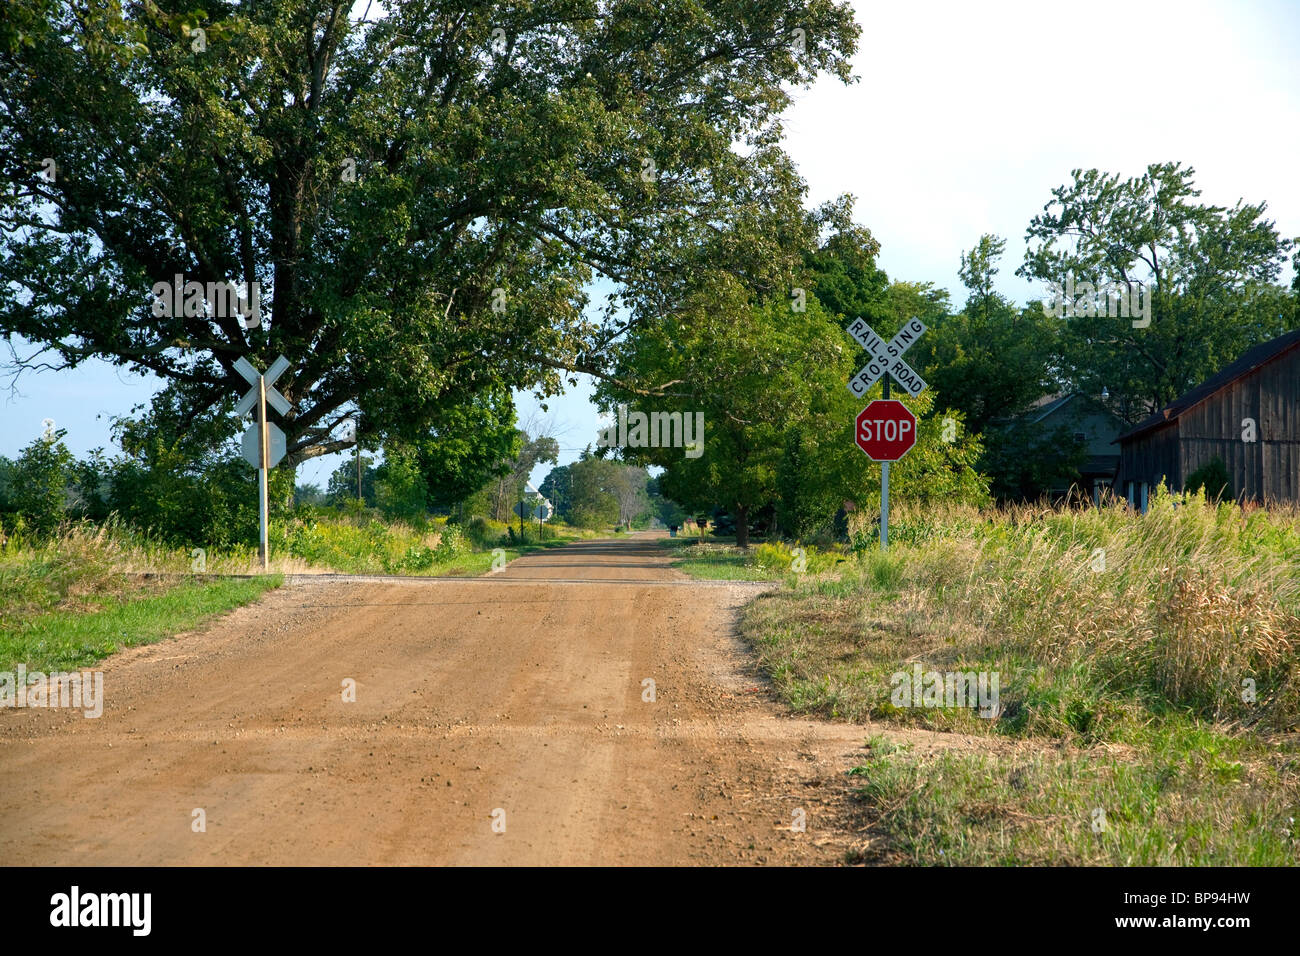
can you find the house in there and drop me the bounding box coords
[1025,393,1127,501]
[992,392,1127,503]
[1114,329,1300,509]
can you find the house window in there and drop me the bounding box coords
[1139,482,1149,514]
[1126,482,1135,508]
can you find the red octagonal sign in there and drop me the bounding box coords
[856,399,917,461]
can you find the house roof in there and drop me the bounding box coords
[1116,328,1300,444]
[1000,391,1126,428]
[1027,393,1074,424]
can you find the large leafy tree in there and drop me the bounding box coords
[411,386,518,510]
[907,234,1059,436]
[1017,163,1296,421]
[600,211,987,546]
[597,277,843,547]
[537,461,573,521]
[1,0,859,463]
[567,452,620,529]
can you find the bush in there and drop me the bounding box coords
[434,523,466,561]
[753,541,840,574]
[1,432,77,535]
[463,515,508,548]
[1185,457,1232,502]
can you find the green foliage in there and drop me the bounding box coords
[461,515,509,549]
[1,431,76,534]
[1018,162,1296,421]
[646,474,687,528]
[416,387,518,509]
[433,523,466,561]
[907,237,1060,436]
[374,444,429,523]
[538,464,573,521]
[1,0,860,465]
[752,541,839,574]
[106,437,283,549]
[980,420,1087,501]
[326,454,377,507]
[568,454,621,529]
[776,428,836,539]
[1185,457,1232,501]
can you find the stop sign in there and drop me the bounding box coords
[855,400,917,461]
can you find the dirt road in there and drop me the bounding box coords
[0,533,935,865]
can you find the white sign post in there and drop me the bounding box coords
[234,355,292,570]
[844,318,928,549]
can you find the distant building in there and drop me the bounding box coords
[1025,393,1127,502]
[993,392,1127,503]
[1115,329,1300,509]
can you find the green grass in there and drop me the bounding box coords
[662,539,785,581]
[845,735,1300,866]
[277,511,593,576]
[660,537,848,582]
[735,491,1300,865]
[0,514,592,674]
[1,576,281,672]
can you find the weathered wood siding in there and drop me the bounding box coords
[1178,348,1299,501]
[1117,420,1180,489]
[1120,346,1300,502]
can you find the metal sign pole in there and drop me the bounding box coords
[233,354,293,574]
[881,373,890,550]
[259,375,269,570]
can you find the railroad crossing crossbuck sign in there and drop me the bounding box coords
[846,316,927,398]
[843,317,929,550]
[233,355,293,570]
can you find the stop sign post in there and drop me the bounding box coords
[845,318,928,549]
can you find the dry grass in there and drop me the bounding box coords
[745,488,1300,735]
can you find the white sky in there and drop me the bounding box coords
[5,0,1298,488]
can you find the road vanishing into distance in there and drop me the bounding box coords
[0,533,958,865]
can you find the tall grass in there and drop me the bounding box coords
[881,490,1300,731]
[746,489,1300,736]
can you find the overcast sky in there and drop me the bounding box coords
[5,0,1298,489]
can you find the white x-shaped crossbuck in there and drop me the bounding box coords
[845,317,928,398]
[233,355,292,418]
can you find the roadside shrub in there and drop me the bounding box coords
[434,523,466,561]
[754,541,840,574]
[1,432,77,535]
[463,516,508,547]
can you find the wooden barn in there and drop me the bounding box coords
[1114,329,1300,509]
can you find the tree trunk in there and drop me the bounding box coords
[735,504,749,549]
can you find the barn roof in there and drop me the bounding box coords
[1116,328,1300,444]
